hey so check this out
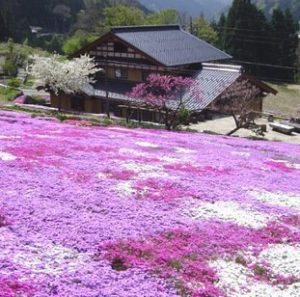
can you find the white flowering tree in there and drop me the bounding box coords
[27,54,101,95]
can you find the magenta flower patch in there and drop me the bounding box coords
[0,274,35,297]
[100,219,300,296]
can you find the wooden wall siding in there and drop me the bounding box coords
[50,93,59,108]
[84,97,102,113]
[86,36,168,73]
[249,97,263,112]
[50,93,71,110]
[106,67,143,82]
[84,97,94,113]
[88,37,151,64]
[129,68,142,81]
[103,62,166,72]
[51,93,103,113]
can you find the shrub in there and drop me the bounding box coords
[23,80,34,87]
[3,59,18,76]
[25,96,47,105]
[0,87,22,102]
[7,78,21,88]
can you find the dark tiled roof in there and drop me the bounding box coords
[82,81,133,102]
[81,64,242,112]
[111,25,231,66]
[184,64,242,110]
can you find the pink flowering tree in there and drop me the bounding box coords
[128,74,202,130]
[211,80,262,136]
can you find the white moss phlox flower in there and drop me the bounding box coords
[0,152,17,161]
[259,244,300,278]
[212,259,300,297]
[135,141,159,149]
[249,191,300,210]
[188,201,271,228]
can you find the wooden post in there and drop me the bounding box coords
[104,55,110,118]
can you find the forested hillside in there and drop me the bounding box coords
[216,0,299,81]
[0,0,148,43]
[0,0,83,40]
[254,0,300,20]
[139,0,231,19]
[0,0,299,82]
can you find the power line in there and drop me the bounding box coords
[215,32,294,42]
[231,60,299,71]
[209,24,296,34]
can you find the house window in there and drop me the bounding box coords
[115,68,128,79]
[114,42,128,53]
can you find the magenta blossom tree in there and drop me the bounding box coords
[211,80,262,136]
[128,74,202,130]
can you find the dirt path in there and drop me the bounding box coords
[189,116,300,145]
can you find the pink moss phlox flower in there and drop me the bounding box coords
[13,95,27,104]
[164,164,230,176]
[264,160,295,172]
[104,169,136,180]
[1,110,300,296]
[0,274,35,297]
[100,219,300,296]
[281,214,300,228]
[134,178,190,201]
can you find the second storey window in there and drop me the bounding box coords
[115,69,128,79]
[114,42,128,53]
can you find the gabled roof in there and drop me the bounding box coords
[72,25,232,66]
[111,25,231,66]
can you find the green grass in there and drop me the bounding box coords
[263,83,300,117]
[0,42,49,57]
[23,80,34,87]
[0,87,21,105]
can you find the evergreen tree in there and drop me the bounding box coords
[269,8,298,80]
[223,0,269,76]
[0,12,7,41]
[214,13,226,49]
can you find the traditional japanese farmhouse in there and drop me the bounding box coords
[50,25,276,122]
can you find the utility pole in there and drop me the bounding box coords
[190,17,193,34]
[104,54,110,119]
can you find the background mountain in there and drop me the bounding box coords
[140,0,300,21]
[139,0,232,19]
[253,0,300,20]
